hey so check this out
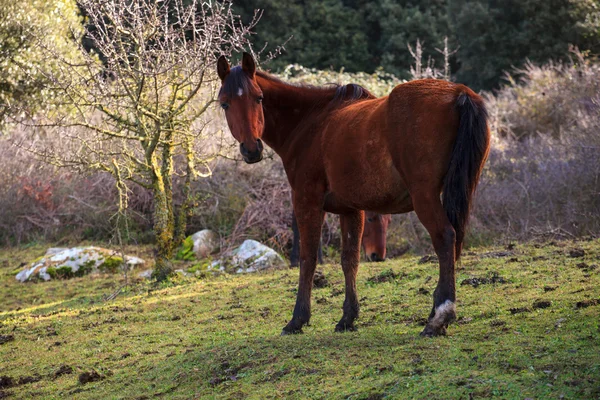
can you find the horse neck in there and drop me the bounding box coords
[256,74,337,157]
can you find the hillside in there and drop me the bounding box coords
[1,240,599,399]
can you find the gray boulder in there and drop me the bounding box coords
[191,229,219,258]
[211,240,286,273]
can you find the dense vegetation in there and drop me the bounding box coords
[237,0,600,90]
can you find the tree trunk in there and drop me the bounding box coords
[151,153,175,282]
[175,133,195,247]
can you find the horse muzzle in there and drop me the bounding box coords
[368,252,386,262]
[240,139,264,164]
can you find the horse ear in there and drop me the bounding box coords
[242,52,256,79]
[217,56,230,81]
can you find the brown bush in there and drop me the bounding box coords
[1,55,599,256]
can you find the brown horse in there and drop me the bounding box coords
[362,212,392,262]
[291,211,391,266]
[217,53,490,337]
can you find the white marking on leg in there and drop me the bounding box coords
[431,300,456,328]
[237,87,243,97]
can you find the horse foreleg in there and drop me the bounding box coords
[282,207,325,335]
[291,211,324,267]
[412,193,457,337]
[335,210,365,332]
[290,212,300,267]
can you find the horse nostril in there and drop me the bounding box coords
[371,253,378,261]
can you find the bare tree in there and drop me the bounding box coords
[16,0,258,280]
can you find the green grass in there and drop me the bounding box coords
[1,240,599,399]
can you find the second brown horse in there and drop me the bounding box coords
[217,53,490,337]
[291,211,392,266]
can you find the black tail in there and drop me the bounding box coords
[443,92,490,259]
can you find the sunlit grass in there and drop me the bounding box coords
[1,239,599,399]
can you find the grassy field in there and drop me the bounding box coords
[1,239,599,399]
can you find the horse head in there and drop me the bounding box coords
[362,212,391,262]
[217,53,265,164]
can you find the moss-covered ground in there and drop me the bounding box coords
[1,240,599,399]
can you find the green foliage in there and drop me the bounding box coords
[0,0,84,124]
[98,256,122,273]
[46,265,74,279]
[175,236,196,261]
[448,0,600,90]
[237,0,371,72]
[237,0,600,89]
[363,0,451,80]
[186,259,212,274]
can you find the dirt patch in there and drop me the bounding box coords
[576,299,600,309]
[209,360,249,386]
[576,262,597,272]
[260,367,290,382]
[0,335,14,345]
[417,287,430,295]
[481,251,514,258]
[78,370,104,384]
[461,272,506,288]
[544,286,557,292]
[367,269,403,284]
[45,327,58,337]
[418,255,438,264]
[509,307,531,315]
[490,320,506,327]
[0,377,13,389]
[569,248,585,258]
[17,375,41,385]
[532,300,552,309]
[54,365,73,378]
[313,270,329,288]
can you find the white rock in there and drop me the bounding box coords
[191,229,219,258]
[45,248,68,256]
[230,240,286,273]
[15,247,145,282]
[137,269,153,279]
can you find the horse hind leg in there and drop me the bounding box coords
[412,192,457,337]
[335,210,364,332]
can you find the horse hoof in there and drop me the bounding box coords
[281,328,303,336]
[334,323,356,333]
[420,324,447,338]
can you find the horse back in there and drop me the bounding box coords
[320,79,480,213]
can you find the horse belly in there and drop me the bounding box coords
[322,119,412,214]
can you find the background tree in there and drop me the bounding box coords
[236,0,600,90]
[16,0,256,280]
[0,0,83,127]
[236,0,371,72]
[448,0,600,90]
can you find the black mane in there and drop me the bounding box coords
[222,67,374,107]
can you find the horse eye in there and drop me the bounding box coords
[221,103,229,110]
[257,96,263,104]
[367,217,375,223]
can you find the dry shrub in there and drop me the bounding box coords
[487,47,600,141]
[474,50,600,241]
[2,54,599,256]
